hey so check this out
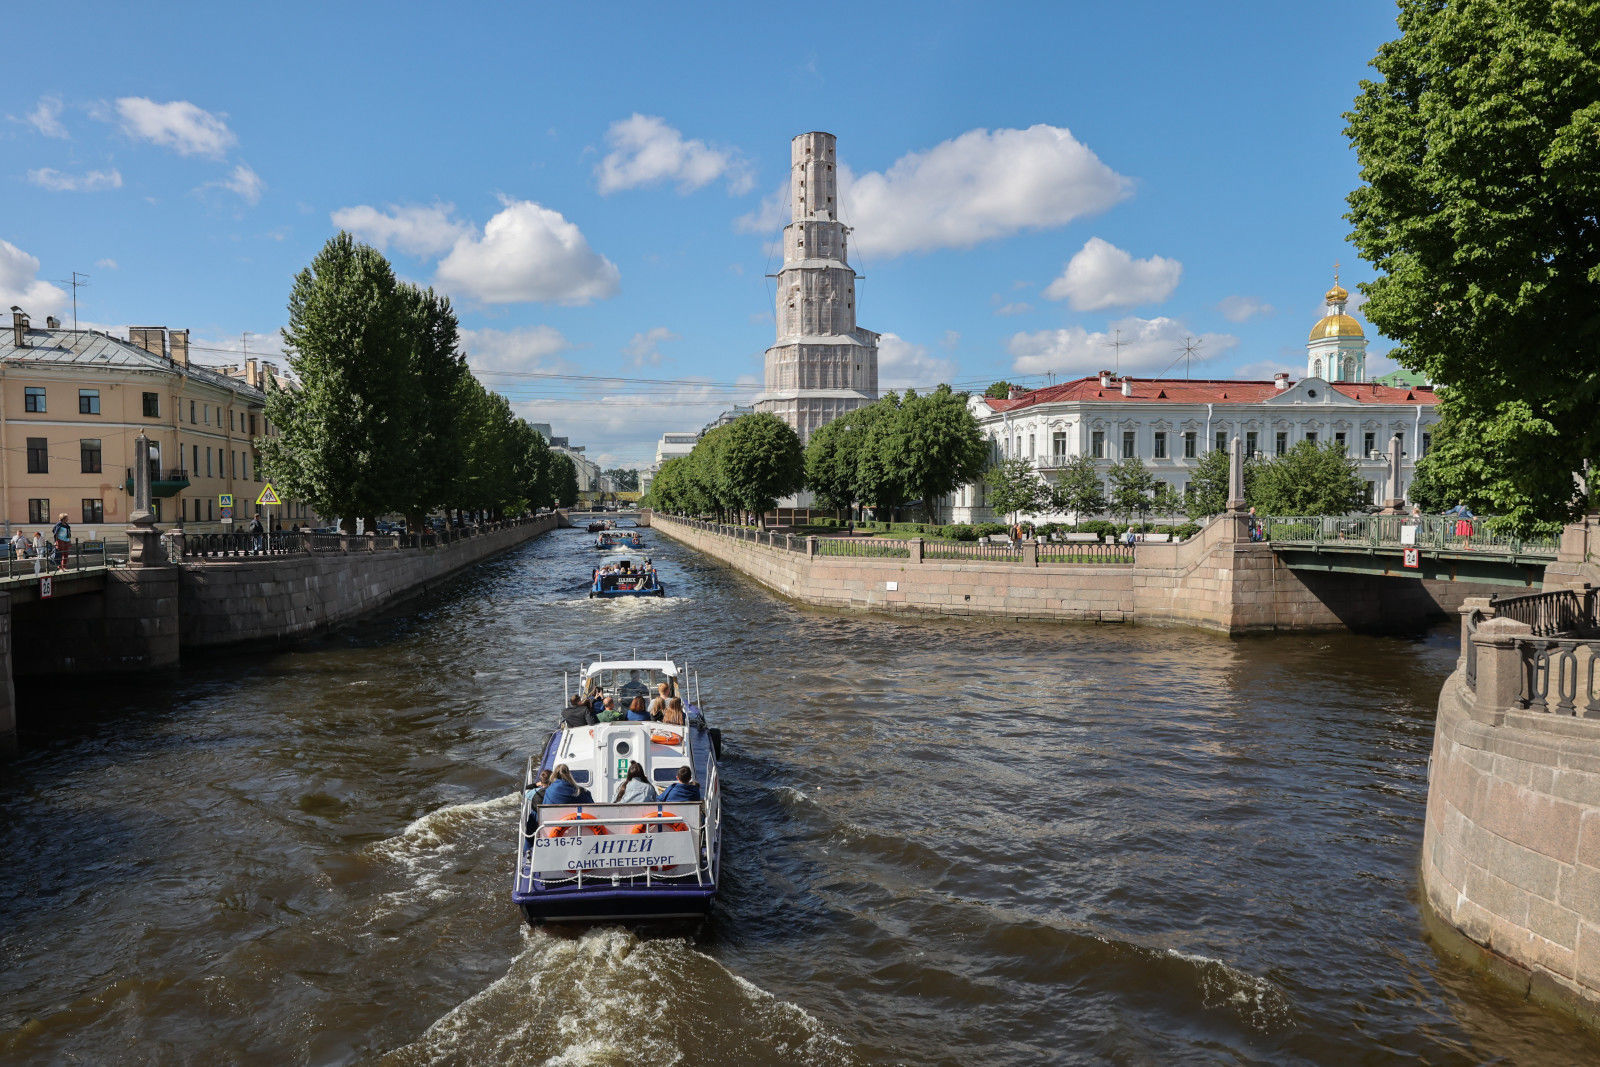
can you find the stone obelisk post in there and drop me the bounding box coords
[1381,434,1406,513]
[127,433,163,566]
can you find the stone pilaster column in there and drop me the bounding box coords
[1469,616,1532,726]
[806,536,818,558]
[1021,539,1038,567]
[908,537,924,564]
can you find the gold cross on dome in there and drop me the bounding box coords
[1334,261,1341,285]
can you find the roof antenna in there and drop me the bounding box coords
[52,270,89,331]
[1178,335,1203,380]
[1104,329,1127,376]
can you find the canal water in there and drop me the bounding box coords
[3,527,1598,1065]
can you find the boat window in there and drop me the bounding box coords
[652,768,678,782]
[571,770,590,784]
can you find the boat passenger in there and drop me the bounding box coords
[625,696,652,721]
[657,766,701,803]
[613,761,658,803]
[656,680,673,703]
[647,697,667,721]
[661,697,686,726]
[563,693,598,728]
[618,669,649,703]
[543,764,594,805]
[525,769,554,836]
[597,696,626,723]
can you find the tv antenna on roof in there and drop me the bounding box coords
[1104,328,1127,375]
[52,270,89,331]
[1178,335,1203,380]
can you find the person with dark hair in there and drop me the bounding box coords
[657,766,701,803]
[564,693,598,728]
[542,764,593,806]
[624,695,652,721]
[613,760,658,803]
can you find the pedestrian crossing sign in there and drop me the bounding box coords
[256,483,282,506]
[219,493,233,508]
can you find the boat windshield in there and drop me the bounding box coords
[584,667,676,702]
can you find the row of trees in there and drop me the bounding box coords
[261,233,577,531]
[645,411,805,523]
[644,386,989,525]
[982,441,1366,525]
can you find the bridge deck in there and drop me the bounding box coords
[1262,514,1556,587]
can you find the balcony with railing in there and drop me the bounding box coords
[123,466,191,498]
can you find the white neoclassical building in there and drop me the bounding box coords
[946,282,1440,523]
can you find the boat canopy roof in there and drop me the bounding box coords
[583,659,678,679]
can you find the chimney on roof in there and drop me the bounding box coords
[1007,384,1026,400]
[261,361,278,387]
[1098,369,1112,387]
[45,315,60,329]
[245,358,259,388]
[11,306,28,348]
[1120,377,1132,397]
[170,329,189,368]
[1273,372,1290,391]
[128,326,167,358]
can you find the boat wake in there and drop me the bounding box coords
[378,926,856,1066]
[365,792,520,917]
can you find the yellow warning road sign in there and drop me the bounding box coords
[256,483,282,506]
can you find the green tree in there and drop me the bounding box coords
[983,458,1049,525]
[549,451,579,509]
[855,393,906,520]
[1151,480,1183,518]
[603,467,640,493]
[1345,0,1600,528]
[395,283,467,529]
[1050,455,1107,519]
[891,385,991,522]
[1107,456,1159,523]
[719,412,804,526]
[984,380,1021,400]
[1186,446,1231,519]
[263,232,410,532]
[804,413,862,512]
[1248,440,1365,515]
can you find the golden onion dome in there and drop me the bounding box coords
[1324,283,1349,304]
[1308,313,1365,341]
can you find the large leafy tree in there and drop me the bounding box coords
[1345,0,1600,527]
[1186,446,1232,519]
[396,283,467,528]
[549,452,580,510]
[1107,456,1159,523]
[891,385,991,522]
[855,393,906,520]
[719,412,804,526]
[1051,455,1108,519]
[1248,440,1365,515]
[803,412,862,512]
[983,459,1050,525]
[984,381,1020,399]
[264,232,411,531]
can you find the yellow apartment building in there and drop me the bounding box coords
[1,307,315,537]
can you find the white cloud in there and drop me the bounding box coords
[460,325,576,375]
[435,198,620,306]
[878,332,960,390]
[1043,237,1181,311]
[842,125,1132,258]
[0,240,69,316]
[26,96,68,139]
[208,163,264,205]
[1008,316,1238,378]
[623,326,680,367]
[115,97,236,158]
[1230,359,1297,381]
[940,329,960,350]
[27,167,122,192]
[597,114,753,195]
[95,258,118,270]
[513,382,743,467]
[994,301,1033,317]
[1217,295,1275,323]
[330,202,470,257]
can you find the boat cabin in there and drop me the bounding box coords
[578,658,681,706]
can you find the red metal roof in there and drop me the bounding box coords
[981,377,1437,411]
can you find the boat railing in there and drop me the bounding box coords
[704,761,720,877]
[518,802,710,892]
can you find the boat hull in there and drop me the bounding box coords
[515,883,716,924]
[590,586,666,598]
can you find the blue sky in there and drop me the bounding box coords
[1,1,1406,468]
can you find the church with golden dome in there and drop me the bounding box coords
[1307,277,1367,382]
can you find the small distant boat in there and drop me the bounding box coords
[595,530,644,550]
[513,656,723,924]
[590,559,665,598]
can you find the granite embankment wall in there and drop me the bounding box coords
[179,514,557,648]
[654,513,1475,633]
[1420,607,1600,1021]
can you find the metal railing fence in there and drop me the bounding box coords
[1261,514,1560,556]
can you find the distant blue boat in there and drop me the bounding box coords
[595,530,644,550]
[590,560,665,598]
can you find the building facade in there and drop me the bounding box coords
[949,284,1441,523]
[0,310,313,536]
[531,423,601,492]
[753,131,879,444]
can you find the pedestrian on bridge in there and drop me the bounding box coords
[249,512,265,554]
[9,529,25,562]
[51,513,70,571]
